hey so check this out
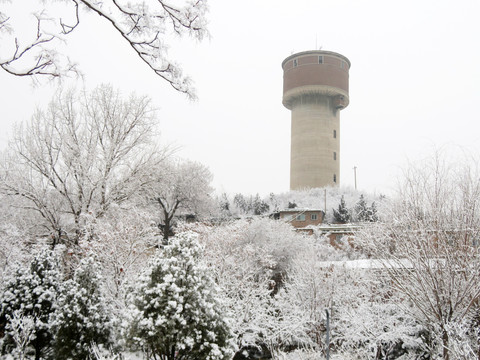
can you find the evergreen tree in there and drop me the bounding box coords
[233,193,249,214]
[128,232,235,360]
[367,201,379,222]
[333,195,351,223]
[253,194,269,215]
[269,193,279,212]
[355,194,369,222]
[52,256,114,359]
[0,249,61,359]
[220,193,230,212]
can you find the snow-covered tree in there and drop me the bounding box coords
[270,186,386,223]
[354,195,378,222]
[333,195,350,223]
[0,249,61,359]
[0,216,30,282]
[219,193,230,213]
[0,85,167,246]
[231,193,270,216]
[0,0,208,98]
[333,274,429,358]
[198,218,308,356]
[252,194,270,216]
[366,201,379,222]
[127,232,235,360]
[269,193,279,212]
[80,205,158,304]
[354,194,368,222]
[359,151,480,359]
[276,250,430,358]
[145,159,213,242]
[233,194,248,214]
[52,255,114,359]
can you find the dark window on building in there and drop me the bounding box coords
[333,174,337,183]
[333,130,337,138]
[318,56,323,64]
[334,152,337,161]
[296,214,305,221]
[293,59,298,67]
[311,214,318,220]
[341,60,345,69]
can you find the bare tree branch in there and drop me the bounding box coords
[0,0,209,98]
[0,85,168,245]
[358,150,480,359]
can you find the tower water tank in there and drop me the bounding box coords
[282,50,350,190]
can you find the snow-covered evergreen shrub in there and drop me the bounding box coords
[354,194,369,222]
[0,249,61,358]
[52,255,114,359]
[354,195,379,222]
[127,232,235,360]
[3,310,36,360]
[333,195,351,223]
[366,201,379,222]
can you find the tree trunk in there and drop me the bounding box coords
[442,328,449,360]
[163,213,170,244]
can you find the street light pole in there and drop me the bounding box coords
[353,166,357,190]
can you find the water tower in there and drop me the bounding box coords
[282,50,350,190]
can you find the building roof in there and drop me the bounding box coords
[316,223,362,232]
[278,208,325,213]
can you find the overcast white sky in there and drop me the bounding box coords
[1,0,480,197]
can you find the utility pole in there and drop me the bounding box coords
[353,166,357,190]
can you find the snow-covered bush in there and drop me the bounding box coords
[0,249,61,358]
[444,319,480,359]
[52,255,115,359]
[198,218,311,356]
[275,245,430,359]
[335,293,430,358]
[127,232,235,360]
[235,218,306,293]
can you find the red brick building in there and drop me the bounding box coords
[278,209,325,228]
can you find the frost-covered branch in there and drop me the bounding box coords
[358,150,480,359]
[144,159,213,242]
[0,85,167,245]
[5,311,36,360]
[0,0,209,98]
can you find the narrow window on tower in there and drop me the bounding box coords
[333,130,337,138]
[318,56,323,64]
[341,60,345,69]
[333,174,337,183]
[334,152,337,160]
[293,59,298,67]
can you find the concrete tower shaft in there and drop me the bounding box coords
[282,50,350,190]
